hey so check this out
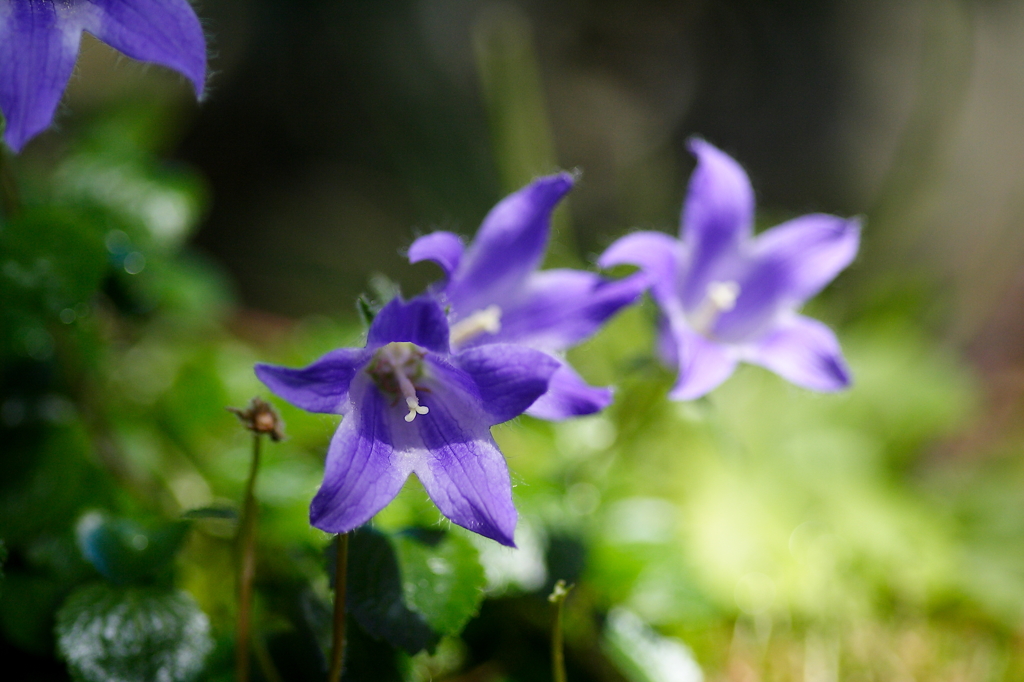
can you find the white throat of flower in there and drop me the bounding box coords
[688,280,740,336]
[449,305,502,347]
[367,342,430,422]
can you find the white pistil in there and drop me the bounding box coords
[689,280,741,336]
[449,305,502,346]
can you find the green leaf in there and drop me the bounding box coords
[56,583,212,682]
[343,527,438,655]
[392,529,486,636]
[356,295,377,327]
[341,526,486,654]
[76,513,189,586]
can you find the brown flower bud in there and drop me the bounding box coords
[228,397,285,441]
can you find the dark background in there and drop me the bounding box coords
[68,0,1024,385]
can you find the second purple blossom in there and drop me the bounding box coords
[601,139,861,399]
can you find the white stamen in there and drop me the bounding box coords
[450,305,502,346]
[389,351,427,421]
[404,396,429,422]
[706,281,740,311]
[689,280,741,336]
[369,342,431,423]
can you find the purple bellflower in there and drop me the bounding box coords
[255,296,560,547]
[0,0,206,151]
[407,173,645,420]
[600,139,860,399]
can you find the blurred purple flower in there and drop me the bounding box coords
[256,296,559,547]
[407,173,645,420]
[0,0,206,152]
[600,139,860,399]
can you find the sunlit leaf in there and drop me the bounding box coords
[392,528,485,636]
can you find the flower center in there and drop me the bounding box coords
[449,305,502,347]
[367,342,430,422]
[688,280,740,336]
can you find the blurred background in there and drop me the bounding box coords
[4,0,1024,680]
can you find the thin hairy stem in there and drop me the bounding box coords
[236,433,262,682]
[327,532,349,682]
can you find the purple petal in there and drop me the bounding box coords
[751,214,861,302]
[525,360,613,421]
[745,314,851,392]
[367,296,450,353]
[407,231,464,282]
[656,314,678,368]
[712,215,860,343]
[0,1,82,151]
[681,139,755,309]
[413,384,518,547]
[446,345,558,424]
[310,378,409,533]
[598,231,682,308]
[665,318,737,400]
[81,0,206,97]
[447,173,573,312]
[255,348,370,415]
[484,269,645,351]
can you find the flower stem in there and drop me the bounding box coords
[327,532,349,682]
[236,432,263,682]
[548,580,574,682]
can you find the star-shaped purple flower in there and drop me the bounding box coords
[600,139,860,399]
[407,173,645,420]
[0,0,206,152]
[256,296,560,547]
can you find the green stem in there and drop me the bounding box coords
[236,433,262,682]
[327,532,349,682]
[549,580,574,682]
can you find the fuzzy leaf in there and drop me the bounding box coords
[56,583,212,682]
